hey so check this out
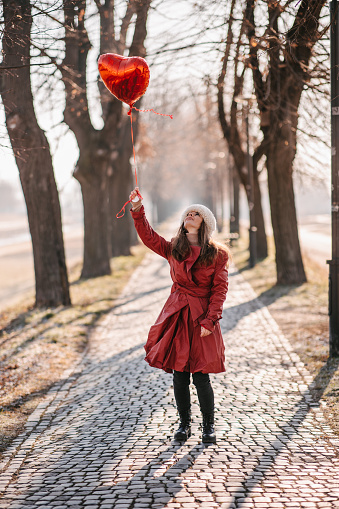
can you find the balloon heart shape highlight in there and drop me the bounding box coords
[98,53,150,107]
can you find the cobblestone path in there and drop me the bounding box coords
[1,252,339,509]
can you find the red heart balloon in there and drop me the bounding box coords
[98,53,150,107]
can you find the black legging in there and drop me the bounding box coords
[173,370,214,415]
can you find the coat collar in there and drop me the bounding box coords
[185,245,201,277]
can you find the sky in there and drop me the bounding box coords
[0,0,214,193]
[0,0,332,214]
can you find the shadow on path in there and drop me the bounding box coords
[0,340,178,503]
[222,269,301,334]
[93,443,208,507]
[224,356,339,507]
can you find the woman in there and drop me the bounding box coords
[129,187,230,444]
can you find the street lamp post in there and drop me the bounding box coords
[235,95,257,267]
[244,105,257,268]
[328,0,339,357]
[234,95,257,266]
[228,152,240,237]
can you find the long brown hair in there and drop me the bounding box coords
[171,220,231,267]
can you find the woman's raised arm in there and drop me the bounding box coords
[129,188,171,259]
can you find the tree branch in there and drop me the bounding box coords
[285,0,327,78]
[98,0,116,54]
[217,0,236,142]
[244,0,266,111]
[62,0,93,146]
[128,0,151,57]
[120,0,135,52]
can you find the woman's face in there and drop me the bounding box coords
[184,211,203,232]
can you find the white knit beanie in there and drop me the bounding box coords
[180,204,216,238]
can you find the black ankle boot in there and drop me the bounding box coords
[174,410,191,441]
[202,413,216,443]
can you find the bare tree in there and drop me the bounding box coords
[217,0,268,259]
[244,0,328,284]
[0,0,71,307]
[61,0,151,277]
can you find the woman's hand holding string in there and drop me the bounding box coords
[129,187,142,210]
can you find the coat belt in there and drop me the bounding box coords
[171,283,210,322]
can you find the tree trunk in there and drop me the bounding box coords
[218,79,268,256]
[109,140,134,257]
[109,114,135,257]
[229,166,240,235]
[216,165,224,233]
[217,1,267,259]
[265,127,306,284]
[253,164,268,259]
[75,158,111,278]
[108,0,152,256]
[61,0,151,269]
[231,153,267,257]
[62,0,113,278]
[0,0,71,307]
[228,115,268,259]
[110,186,134,257]
[244,0,326,283]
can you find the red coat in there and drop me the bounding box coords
[131,206,228,374]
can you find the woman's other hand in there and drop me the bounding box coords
[200,326,212,337]
[129,187,142,209]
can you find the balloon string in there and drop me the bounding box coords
[117,106,172,218]
[130,111,138,187]
[128,105,173,119]
[116,113,143,219]
[116,199,133,219]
